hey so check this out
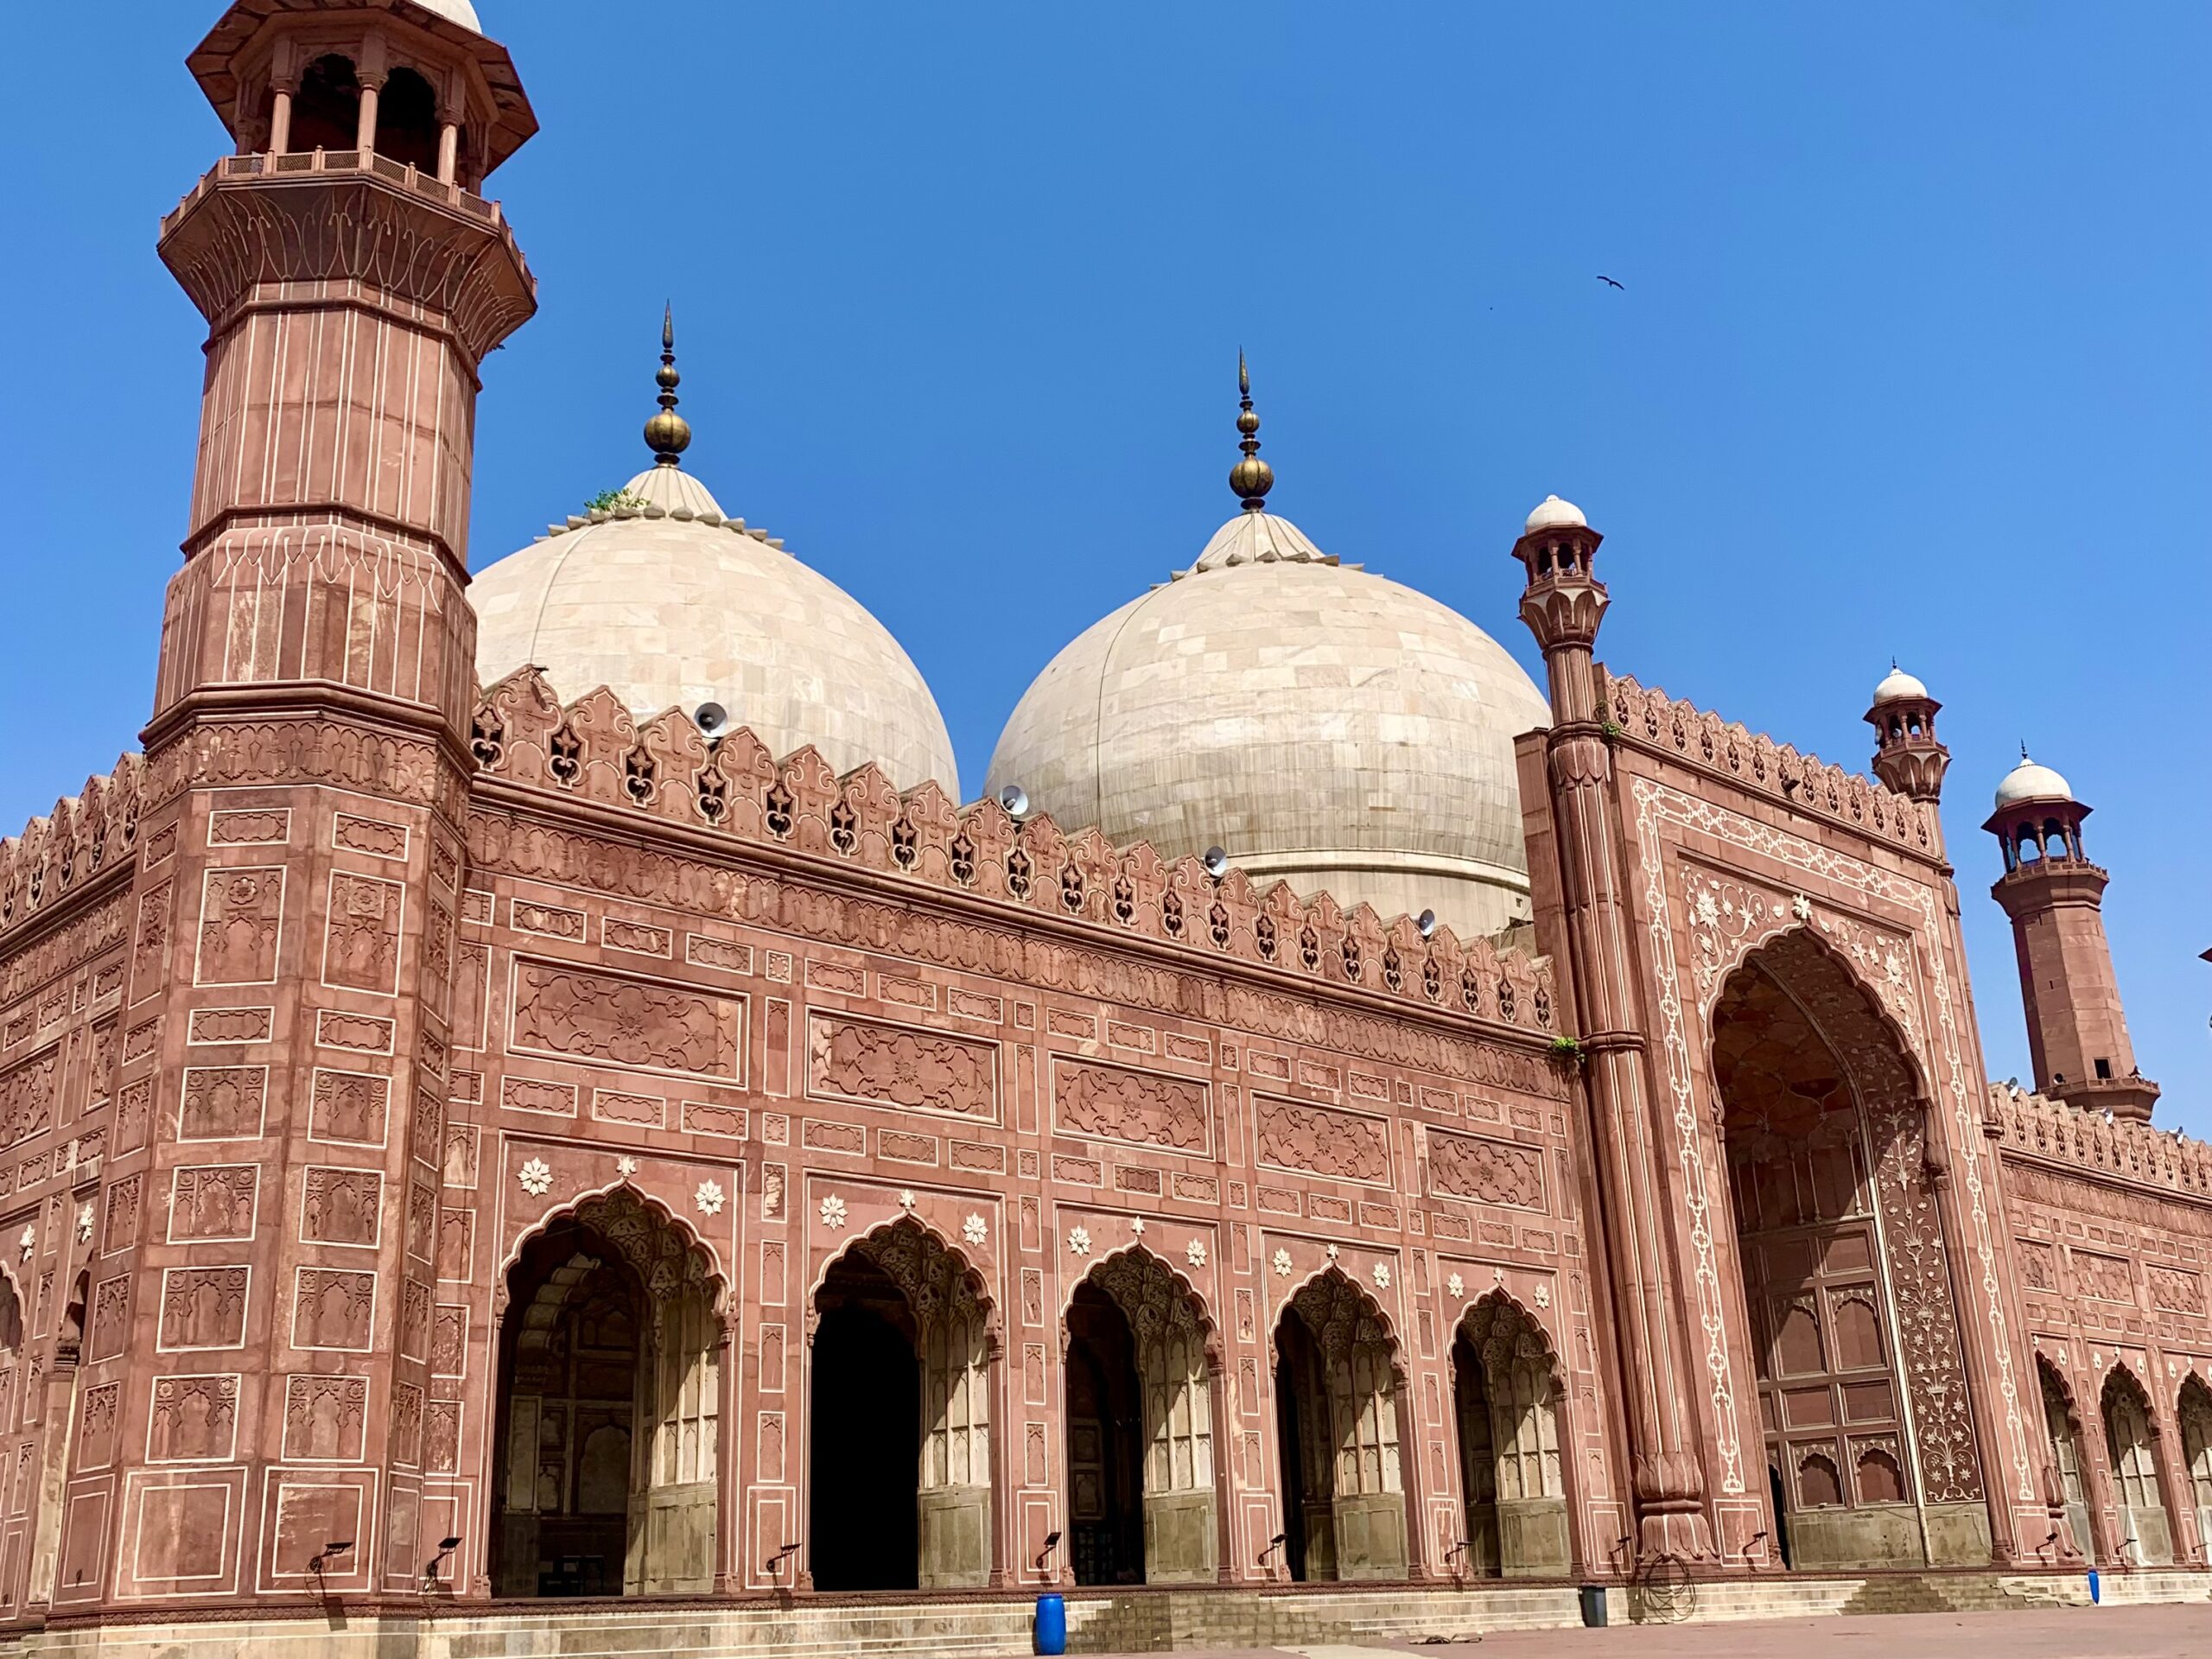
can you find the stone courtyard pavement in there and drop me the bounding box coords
[1090,1603,2212,1659]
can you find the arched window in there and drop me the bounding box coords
[2178,1378,2212,1537]
[290,54,361,152]
[375,66,441,170]
[2102,1369,2173,1564]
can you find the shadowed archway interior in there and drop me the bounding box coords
[1712,928,1986,1570]
[1273,1269,1405,1583]
[491,1190,721,1598]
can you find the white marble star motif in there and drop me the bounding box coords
[695,1179,726,1217]
[518,1159,551,1197]
[1371,1262,1391,1291]
[1271,1249,1294,1278]
[963,1213,988,1247]
[1792,893,1813,922]
[1185,1238,1207,1269]
[818,1194,848,1229]
[1068,1226,1092,1257]
[1446,1272,1465,1300]
[1129,1217,1146,1236]
[615,1155,639,1178]
[899,1190,917,1211]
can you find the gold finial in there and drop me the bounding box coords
[643,302,691,468]
[1229,349,1273,513]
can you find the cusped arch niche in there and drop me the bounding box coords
[1452,1291,1569,1578]
[493,1185,723,1598]
[1710,925,1986,1569]
[810,1217,995,1591]
[1274,1267,1406,1582]
[1065,1244,1220,1584]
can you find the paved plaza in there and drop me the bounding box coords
[1092,1604,2212,1659]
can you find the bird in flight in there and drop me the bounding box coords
[1596,275,1625,289]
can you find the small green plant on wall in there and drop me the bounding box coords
[585,487,650,513]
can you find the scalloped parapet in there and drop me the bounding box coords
[1597,668,1933,853]
[0,754,147,942]
[1989,1082,2212,1198]
[468,669,1561,1039]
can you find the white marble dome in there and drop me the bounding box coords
[1872,664,1929,703]
[1994,753,2073,810]
[987,508,1550,939]
[412,0,480,30]
[1524,494,1586,532]
[472,462,959,795]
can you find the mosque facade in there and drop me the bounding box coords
[0,0,2207,1644]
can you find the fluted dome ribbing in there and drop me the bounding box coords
[472,466,959,795]
[987,511,1550,939]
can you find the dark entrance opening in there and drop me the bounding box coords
[1065,1281,1144,1585]
[1450,1331,1503,1577]
[810,1252,920,1591]
[291,54,361,152]
[491,1219,644,1597]
[1768,1464,1793,1567]
[1274,1312,1320,1582]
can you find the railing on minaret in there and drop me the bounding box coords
[1512,496,1719,1565]
[59,0,539,1616]
[1984,753,2159,1122]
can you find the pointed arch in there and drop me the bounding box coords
[490,1185,721,1597]
[1712,924,1986,1569]
[1274,1266,1406,1580]
[1270,1259,1402,1364]
[2036,1354,2093,1560]
[1064,1243,1220,1583]
[1452,1291,1570,1578]
[808,1215,994,1590]
[2101,1363,2174,1564]
[2177,1375,2212,1551]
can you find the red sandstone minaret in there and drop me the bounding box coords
[1864,664,1950,806]
[56,1,537,1612]
[1984,752,2159,1121]
[1513,495,1717,1564]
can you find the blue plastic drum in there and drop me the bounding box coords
[1033,1592,1068,1656]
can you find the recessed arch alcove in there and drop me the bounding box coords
[807,1218,995,1591]
[1711,927,1989,1569]
[1450,1291,1569,1577]
[1272,1268,1406,1581]
[490,1187,721,1597]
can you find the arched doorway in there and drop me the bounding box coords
[1711,930,1985,1569]
[810,1220,992,1590]
[491,1189,721,1597]
[1274,1269,1404,1581]
[2177,1376,2212,1558]
[1451,1294,1568,1577]
[2038,1357,2094,1560]
[1065,1249,1217,1585]
[2101,1369,2172,1564]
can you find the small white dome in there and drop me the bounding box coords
[411,0,481,29]
[1872,664,1928,703]
[988,511,1550,939]
[1524,494,1586,533]
[1993,753,2074,810]
[473,465,958,794]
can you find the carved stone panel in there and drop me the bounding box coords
[283,1375,367,1460]
[147,1375,239,1461]
[176,1066,267,1141]
[807,1014,998,1121]
[0,1049,58,1148]
[309,1070,389,1147]
[510,959,743,1080]
[292,1268,377,1351]
[300,1169,380,1248]
[158,1267,251,1351]
[1427,1129,1546,1211]
[1052,1059,1209,1154]
[169,1166,258,1243]
[324,873,404,994]
[1253,1094,1390,1185]
[194,868,283,985]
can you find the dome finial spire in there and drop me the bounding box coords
[644,302,691,469]
[1229,349,1274,514]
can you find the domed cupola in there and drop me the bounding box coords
[986,361,1550,939]
[470,314,959,794]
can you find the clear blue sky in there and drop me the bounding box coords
[3,3,2205,1125]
